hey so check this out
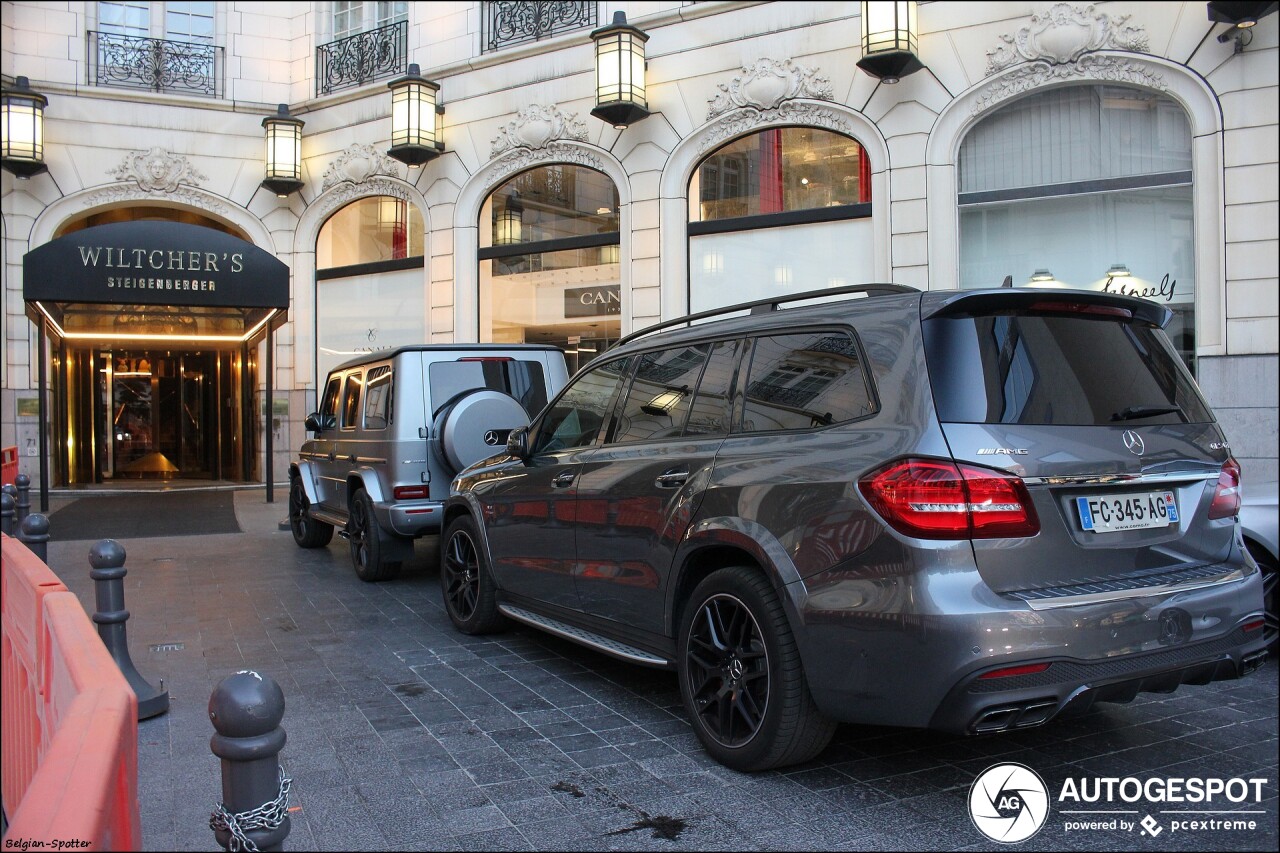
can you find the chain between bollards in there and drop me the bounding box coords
[88,539,170,720]
[209,670,291,852]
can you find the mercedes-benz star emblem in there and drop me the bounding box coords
[1122,429,1145,456]
[484,430,500,446]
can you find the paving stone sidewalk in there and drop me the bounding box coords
[41,489,1279,852]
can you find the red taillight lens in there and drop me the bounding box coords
[1242,618,1265,633]
[1208,457,1241,520]
[978,662,1052,680]
[858,458,1040,540]
[393,485,429,500]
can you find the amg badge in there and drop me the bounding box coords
[977,448,1028,455]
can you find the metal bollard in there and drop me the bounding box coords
[209,670,292,852]
[88,539,170,719]
[1,491,13,536]
[15,472,31,526]
[18,513,50,564]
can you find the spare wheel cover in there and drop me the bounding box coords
[438,389,529,472]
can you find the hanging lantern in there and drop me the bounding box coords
[1,76,49,178]
[590,11,650,129]
[387,64,444,167]
[857,1,924,83]
[261,104,304,197]
[495,193,523,245]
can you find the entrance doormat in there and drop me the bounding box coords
[47,490,241,540]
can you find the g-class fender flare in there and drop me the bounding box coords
[347,468,387,505]
[290,462,320,505]
[665,516,808,637]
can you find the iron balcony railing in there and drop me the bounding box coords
[316,19,407,96]
[481,1,597,53]
[88,31,223,98]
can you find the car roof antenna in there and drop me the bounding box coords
[1000,275,1013,288]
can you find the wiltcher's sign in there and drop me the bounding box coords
[23,220,289,309]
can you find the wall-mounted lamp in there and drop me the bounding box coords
[857,1,924,83]
[591,11,650,129]
[1208,1,1278,51]
[495,192,523,245]
[1106,264,1132,278]
[387,64,444,167]
[1,76,49,178]
[261,104,304,197]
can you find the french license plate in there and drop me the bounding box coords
[1076,491,1179,534]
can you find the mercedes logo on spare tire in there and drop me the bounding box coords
[484,430,500,446]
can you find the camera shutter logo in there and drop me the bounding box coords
[969,763,1050,843]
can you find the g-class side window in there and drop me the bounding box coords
[741,331,875,432]
[363,365,393,430]
[340,372,362,429]
[319,376,340,430]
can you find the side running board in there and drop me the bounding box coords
[498,604,671,668]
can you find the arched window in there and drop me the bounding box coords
[479,165,620,373]
[688,126,872,314]
[316,195,425,379]
[958,85,1195,368]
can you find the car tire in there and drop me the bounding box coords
[348,489,402,582]
[1245,539,1278,649]
[289,476,334,548]
[440,514,507,634]
[678,566,836,772]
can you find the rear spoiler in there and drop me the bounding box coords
[920,288,1173,329]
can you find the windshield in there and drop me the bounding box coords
[923,311,1213,426]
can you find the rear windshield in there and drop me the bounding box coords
[429,359,548,417]
[923,312,1213,426]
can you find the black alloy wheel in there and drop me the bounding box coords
[348,490,401,581]
[289,477,333,548]
[686,592,771,748]
[440,514,507,634]
[678,566,836,771]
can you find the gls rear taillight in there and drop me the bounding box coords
[858,458,1040,540]
[1207,457,1241,520]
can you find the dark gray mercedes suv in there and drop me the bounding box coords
[440,285,1269,771]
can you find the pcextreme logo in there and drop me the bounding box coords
[968,765,1271,844]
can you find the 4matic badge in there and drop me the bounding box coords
[969,763,1050,843]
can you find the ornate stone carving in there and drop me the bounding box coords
[698,101,853,153]
[482,142,604,189]
[972,54,1167,115]
[986,3,1149,74]
[82,185,232,219]
[490,105,588,158]
[311,177,411,223]
[107,147,207,193]
[707,58,834,119]
[320,143,401,191]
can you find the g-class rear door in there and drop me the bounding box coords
[921,290,1238,601]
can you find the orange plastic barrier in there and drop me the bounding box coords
[1,534,141,851]
[1,446,16,487]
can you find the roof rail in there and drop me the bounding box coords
[613,283,917,349]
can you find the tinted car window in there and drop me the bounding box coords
[363,365,392,430]
[533,358,628,453]
[741,332,875,432]
[430,359,549,417]
[341,373,362,428]
[685,339,740,437]
[924,312,1214,425]
[319,377,340,429]
[611,345,711,444]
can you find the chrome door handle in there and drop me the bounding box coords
[552,470,576,488]
[655,469,689,488]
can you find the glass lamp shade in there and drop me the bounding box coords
[1,76,49,177]
[590,11,650,128]
[261,104,304,197]
[388,64,443,166]
[494,194,523,245]
[857,1,924,83]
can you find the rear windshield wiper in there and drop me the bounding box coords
[1110,404,1185,422]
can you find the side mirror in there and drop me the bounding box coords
[304,412,324,433]
[506,426,529,459]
